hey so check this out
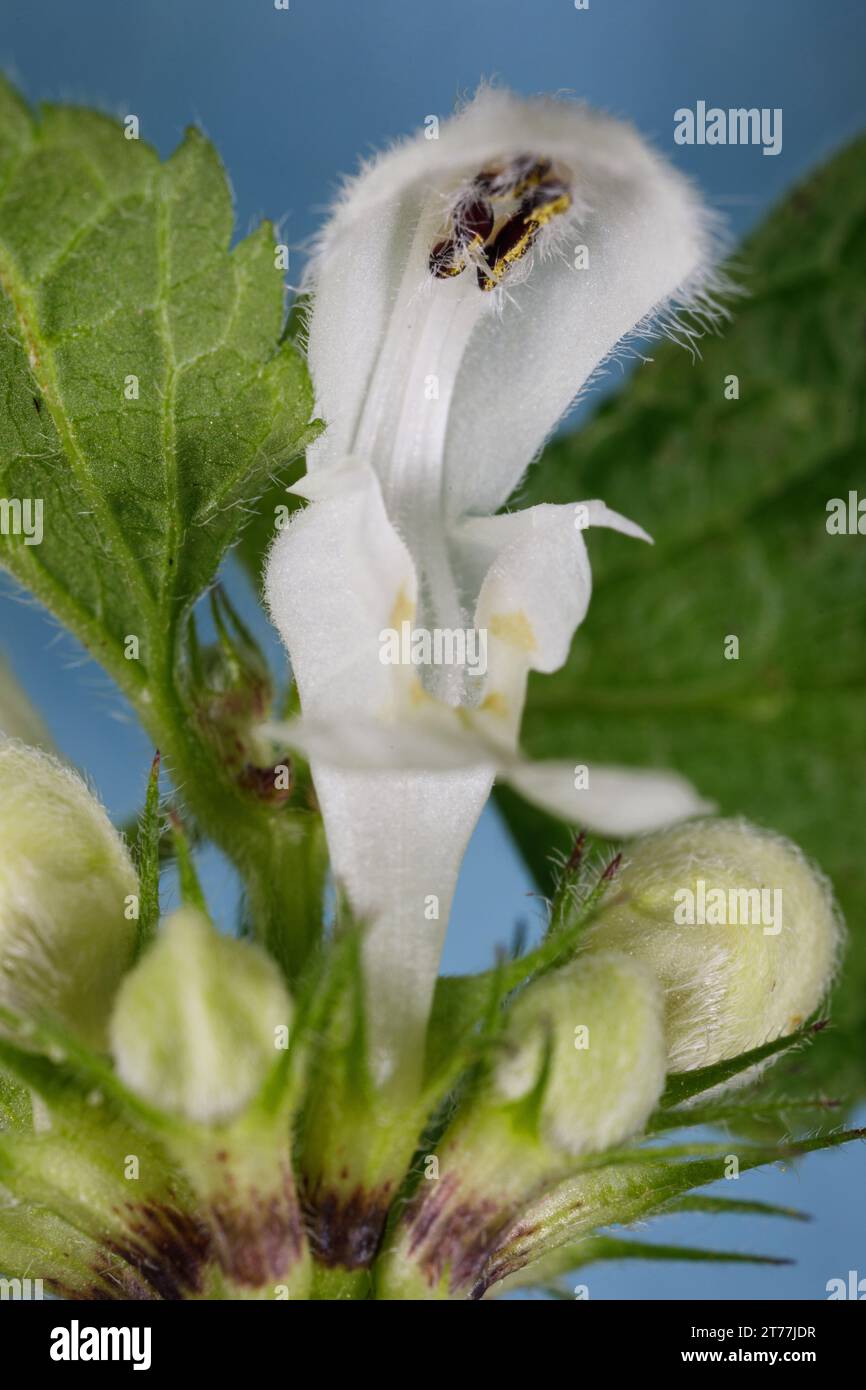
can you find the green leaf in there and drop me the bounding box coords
[499,134,866,1100]
[0,80,317,702]
[0,1069,31,1130]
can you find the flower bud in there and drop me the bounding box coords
[0,741,137,1049]
[494,952,666,1155]
[582,818,842,1072]
[377,953,665,1299]
[110,908,293,1124]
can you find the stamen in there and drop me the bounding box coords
[475,155,552,199]
[477,214,537,292]
[428,194,494,279]
[477,179,573,291]
[429,157,572,292]
[511,156,553,198]
[429,238,465,278]
[522,180,572,227]
[454,195,495,245]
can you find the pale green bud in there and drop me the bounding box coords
[582,818,842,1072]
[493,952,666,1155]
[110,908,293,1124]
[0,741,137,1049]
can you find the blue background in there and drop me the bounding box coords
[1,0,864,1301]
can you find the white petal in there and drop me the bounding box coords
[442,111,714,516]
[457,499,650,748]
[265,460,416,722]
[265,470,491,1095]
[264,716,710,838]
[259,714,489,774]
[505,760,714,836]
[313,763,492,1093]
[306,87,715,526]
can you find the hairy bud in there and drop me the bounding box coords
[493,952,666,1154]
[0,741,137,1049]
[582,818,843,1072]
[110,908,293,1123]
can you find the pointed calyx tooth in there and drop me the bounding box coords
[0,741,138,1049]
[581,818,844,1074]
[110,907,294,1124]
[493,952,667,1156]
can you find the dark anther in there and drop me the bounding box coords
[521,178,573,226]
[429,237,465,279]
[511,155,553,197]
[453,194,494,247]
[432,156,571,290]
[474,155,551,199]
[476,211,538,291]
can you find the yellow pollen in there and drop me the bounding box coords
[480,691,509,718]
[490,610,537,652]
[388,585,415,630]
[526,191,572,227]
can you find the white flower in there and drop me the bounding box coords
[266,87,717,1092]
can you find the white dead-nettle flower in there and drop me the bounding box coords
[0,739,137,1049]
[110,907,294,1124]
[265,87,718,1091]
[582,818,843,1072]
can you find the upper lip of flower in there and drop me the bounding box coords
[299,86,717,685]
[265,86,719,1090]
